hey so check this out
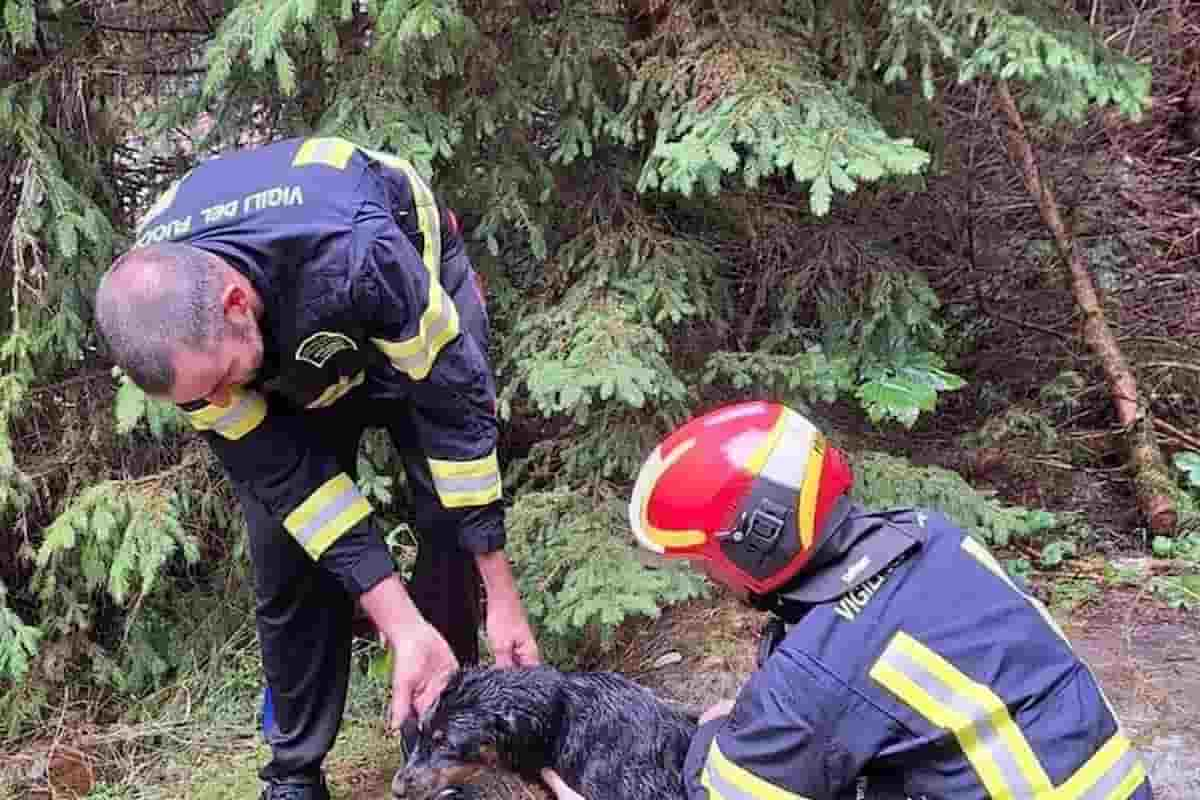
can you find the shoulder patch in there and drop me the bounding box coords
[296,331,357,368]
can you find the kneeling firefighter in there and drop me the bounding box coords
[629,400,1152,800]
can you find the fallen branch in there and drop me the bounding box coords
[995,80,1177,536]
[1153,417,1200,452]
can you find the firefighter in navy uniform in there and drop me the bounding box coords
[627,401,1152,800]
[94,137,540,800]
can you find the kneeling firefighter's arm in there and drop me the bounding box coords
[684,649,879,800]
[182,397,396,595]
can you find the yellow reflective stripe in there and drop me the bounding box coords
[1058,733,1146,800]
[305,371,365,409]
[361,149,442,273]
[369,279,461,381]
[962,536,1127,744]
[794,433,825,550]
[359,147,460,381]
[701,738,810,800]
[292,137,357,170]
[428,452,502,508]
[871,631,1054,798]
[284,473,373,559]
[135,168,193,235]
[185,389,267,440]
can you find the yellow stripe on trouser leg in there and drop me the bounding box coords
[701,739,810,800]
[428,452,502,508]
[284,473,373,558]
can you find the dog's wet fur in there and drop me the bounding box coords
[392,666,699,800]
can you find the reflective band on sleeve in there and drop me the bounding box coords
[292,137,357,170]
[284,473,373,559]
[871,631,1054,799]
[306,371,365,409]
[361,147,462,381]
[185,389,267,440]
[700,738,811,800]
[369,280,461,381]
[870,632,1148,800]
[428,452,502,509]
[962,535,1129,752]
[1057,733,1147,800]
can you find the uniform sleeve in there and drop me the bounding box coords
[181,391,396,596]
[684,649,885,800]
[350,153,505,555]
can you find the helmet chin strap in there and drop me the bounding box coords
[750,497,922,623]
[746,495,856,620]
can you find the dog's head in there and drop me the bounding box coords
[391,667,561,799]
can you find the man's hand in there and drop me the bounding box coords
[359,574,460,731]
[485,595,540,668]
[476,550,541,667]
[386,620,459,731]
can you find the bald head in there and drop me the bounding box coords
[95,243,225,394]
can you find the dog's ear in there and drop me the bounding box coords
[495,707,553,778]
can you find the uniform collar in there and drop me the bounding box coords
[771,502,924,608]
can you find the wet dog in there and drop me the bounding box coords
[392,666,698,800]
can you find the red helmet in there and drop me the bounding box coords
[629,401,853,595]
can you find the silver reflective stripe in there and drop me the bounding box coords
[211,393,259,436]
[383,288,456,375]
[877,645,1041,798]
[433,473,500,497]
[1079,745,1141,800]
[703,760,752,800]
[291,485,361,548]
[306,139,341,165]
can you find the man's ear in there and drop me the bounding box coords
[221,283,251,322]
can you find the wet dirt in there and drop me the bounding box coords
[1062,587,1200,800]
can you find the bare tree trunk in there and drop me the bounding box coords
[994,80,1177,536]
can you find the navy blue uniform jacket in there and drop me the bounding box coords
[135,136,502,596]
[686,507,1153,800]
